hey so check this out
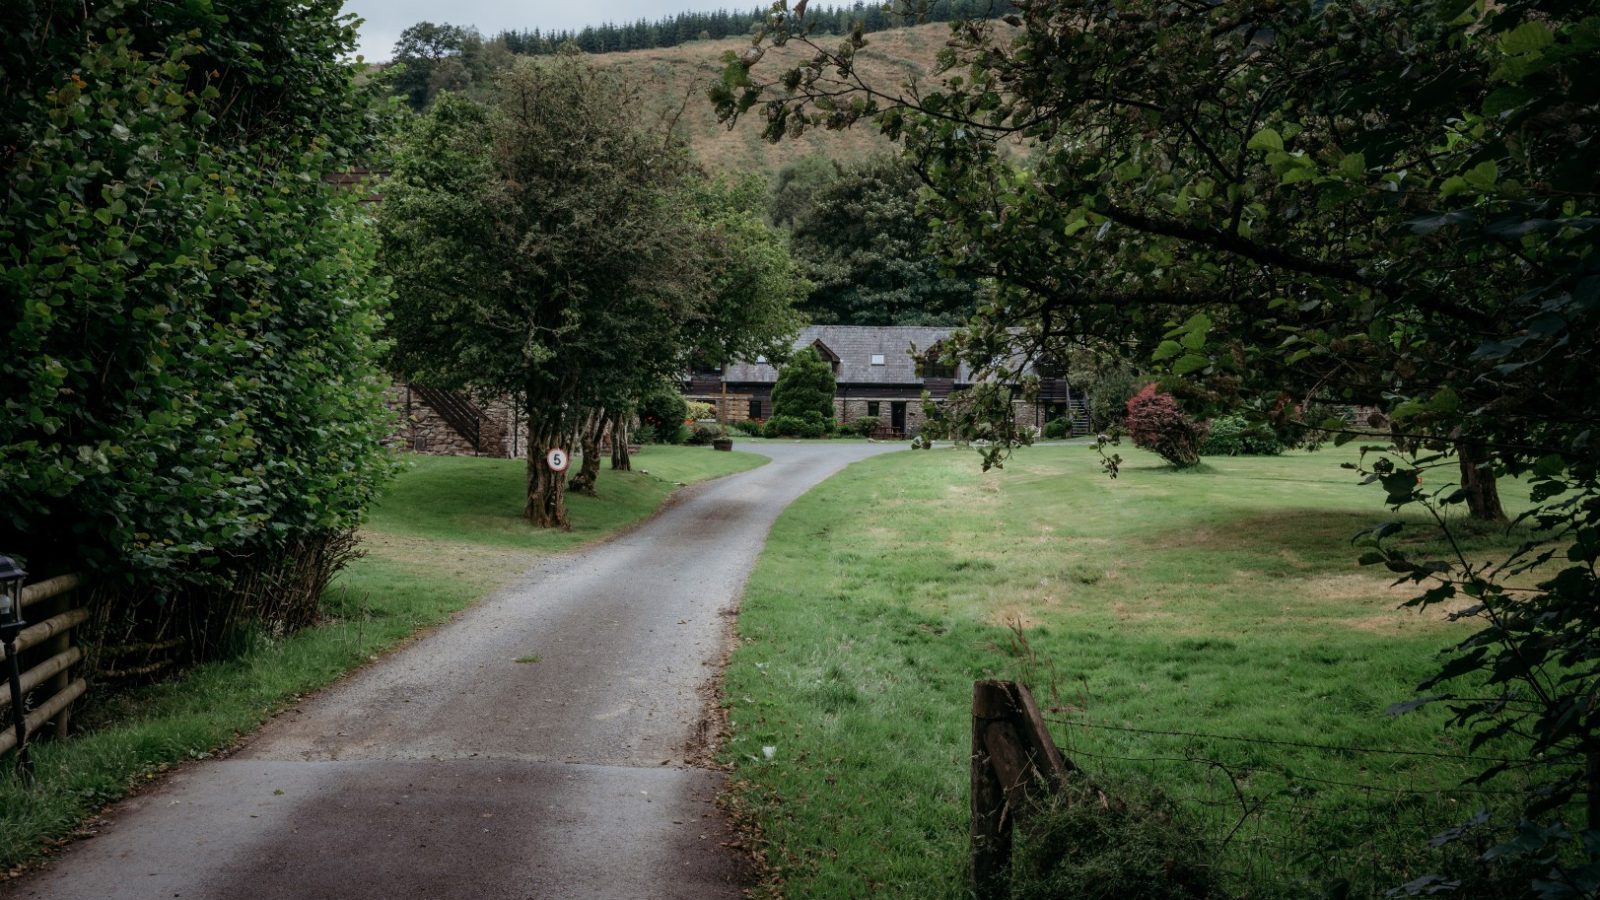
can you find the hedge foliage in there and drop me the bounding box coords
[1200,415,1285,457]
[1,2,395,621]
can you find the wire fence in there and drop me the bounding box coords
[1041,715,1551,898]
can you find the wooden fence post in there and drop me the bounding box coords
[971,680,1078,898]
[972,681,1014,899]
[45,586,73,739]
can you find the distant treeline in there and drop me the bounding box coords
[496,1,1018,57]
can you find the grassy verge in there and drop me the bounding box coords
[720,445,1532,898]
[0,447,764,871]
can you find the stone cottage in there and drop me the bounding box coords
[683,325,1086,438]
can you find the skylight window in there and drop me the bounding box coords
[870,354,886,366]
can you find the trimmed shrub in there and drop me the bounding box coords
[1201,415,1284,456]
[850,416,881,437]
[1125,384,1207,468]
[732,419,766,436]
[765,414,827,438]
[771,348,837,423]
[685,422,725,445]
[1042,418,1071,440]
[638,384,689,443]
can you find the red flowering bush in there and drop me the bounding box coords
[1124,384,1207,468]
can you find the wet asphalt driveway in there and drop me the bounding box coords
[6,441,901,900]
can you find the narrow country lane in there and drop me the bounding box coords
[7,442,901,900]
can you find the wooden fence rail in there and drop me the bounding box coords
[1,573,88,757]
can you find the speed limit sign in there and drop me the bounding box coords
[546,448,570,473]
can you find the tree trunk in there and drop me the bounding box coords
[524,414,570,529]
[1457,441,1507,523]
[568,408,607,496]
[611,414,632,471]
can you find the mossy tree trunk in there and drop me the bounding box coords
[1457,441,1507,523]
[610,413,632,471]
[524,409,570,530]
[568,408,607,496]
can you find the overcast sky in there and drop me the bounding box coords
[343,1,757,62]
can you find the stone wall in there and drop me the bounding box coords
[385,383,520,458]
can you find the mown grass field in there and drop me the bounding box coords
[721,444,1532,898]
[0,447,763,872]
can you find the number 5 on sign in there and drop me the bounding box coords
[545,448,570,473]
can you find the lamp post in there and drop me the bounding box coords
[0,556,30,776]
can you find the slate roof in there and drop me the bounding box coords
[724,325,967,385]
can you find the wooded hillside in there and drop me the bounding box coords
[397,22,957,176]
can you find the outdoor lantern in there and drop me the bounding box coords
[0,555,24,636]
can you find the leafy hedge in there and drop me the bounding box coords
[764,414,832,439]
[1200,415,1285,457]
[1,2,394,648]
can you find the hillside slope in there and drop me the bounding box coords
[598,23,955,176]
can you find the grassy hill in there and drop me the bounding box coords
[597,23,956,177]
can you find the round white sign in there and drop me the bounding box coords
[546,448,570,473]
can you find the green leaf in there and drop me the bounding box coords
[1501,20,1554,55]
[1247,128,1284,152]
[1463,161,1499,190]
[1152,340,1184,361]
[1173,353,1208,376]
[1337,152,1366,180]
[1532,454,1566,477]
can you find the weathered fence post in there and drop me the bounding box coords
[971,679,1077,898]
[45,585,73,739]
[972,681,1014,899]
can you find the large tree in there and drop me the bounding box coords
[390,22,476,110]
[722,0,1600,879]
[382,55,801,526]
[381,55,703,528]
[789,155,980,325]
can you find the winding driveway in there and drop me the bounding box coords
[8,442,901,900]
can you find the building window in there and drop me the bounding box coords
[749,399,762,419]
[870,354,885,366]
[917,355,957,379]
[867,401,880,417]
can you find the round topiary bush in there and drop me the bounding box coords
[771,348,837,424]
[1125,384,1207,468]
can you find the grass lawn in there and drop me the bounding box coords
[721,445,1534,898]
[0,446,764,872]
